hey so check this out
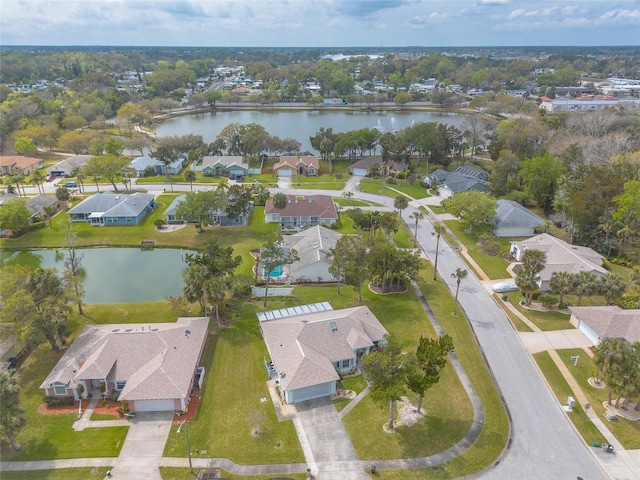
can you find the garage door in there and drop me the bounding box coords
[277,169,292,177]
[352,168,367,176]
[287,382,334,403]
[133,399,176,412]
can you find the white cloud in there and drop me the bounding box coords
[596,8,640,25]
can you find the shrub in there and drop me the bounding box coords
[62,396,76,405]
[385,176,397,185]
[540,294,558,307]
[122,399,130,414]
[43,396,61,406]
[616,292,639,309]
[335,173,343,179]
[396,171,406,180]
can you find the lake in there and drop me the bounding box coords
[2,248,187,304]
[155,109,467,153]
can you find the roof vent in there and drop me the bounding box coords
[330,321,337,332]
[308,198,312,203]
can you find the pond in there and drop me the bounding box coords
[156,109,467,153]
[1,248,187,304]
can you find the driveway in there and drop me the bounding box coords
[294,397,370,480]
[107,412,174,480]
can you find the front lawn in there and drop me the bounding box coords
[1,468,112,480]
[292,181,346,190]
[358,178,429,200]
[512,302,573,331]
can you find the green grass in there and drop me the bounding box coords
[338,374,368,394]
[90,413,119,420]
[386,183,430,199]
[163,313,304,464]
[1,468,111,480]
[334,197,380,207]
[292,181,346,190]
[442,220,513,280]
[556,349,640,449]
[533,351,603,445]
[390,221,415,249]
[358,178,429,200]
[512,302,573,331]
[159,470,309,480]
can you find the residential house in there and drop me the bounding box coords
[569,306,640,345]
[265,194,338,229]
[424,166,490,198]
[40,317,209,413]
[46,155,91,178]
[200,156,250,177]
[0,193,59,222]
[494,199,546,237]
[130,155,184,177]
[282,225,343,283]
[348,155,404,177]
[510,233,608,291]
[164,194,246,226]
[258,304,388,403]
[0,156,44,176]
[273,155,319,177]
[68,192,156,225]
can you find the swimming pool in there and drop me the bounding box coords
[264,265,284,277]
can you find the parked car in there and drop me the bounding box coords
[228,174,236,180]
[63,181,77,188]
[492,281,519,293]
[45,174,55,182]
[235,175,244,182]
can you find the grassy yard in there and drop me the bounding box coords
[556,349,640,449]
[292,181,346,190]
[442,220,513,280]
[159,469,308,480]
[512,302,573,331]
[1,468,111,480]
[533,351,604,445]
[334,197,381,208]
[358,178,430,200]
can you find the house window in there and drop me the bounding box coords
[310,216,319,224]
[116,381,126,390]
[308,168,315,175]
[126,217,133,223]
[53,384,67,396]
[341,359,351,369]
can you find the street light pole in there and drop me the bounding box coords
[178,419,193,473]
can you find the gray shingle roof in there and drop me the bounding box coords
[201,155,249,170]
[68,192,155,218]
[495,199,545,228]
[48,155,91,174]
[260,306,387,391]
[40,318,209,402]
[570,306,640,343]
[283,225,342,274]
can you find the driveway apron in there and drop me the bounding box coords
[294,397,370,480]
[107,412,173,480]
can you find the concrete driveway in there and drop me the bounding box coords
[294,397,370,480]
[107,412,174,480]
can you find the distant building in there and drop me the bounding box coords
[0,156,44,176]
[265,194,337,229]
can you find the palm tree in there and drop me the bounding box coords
[573,271,598,306]
[0,372,26,450]
[394,195,409,219]
[409,211,425,248]
[432,223,446,281]
[184,170,197,192]
[598,272,626,305]
[205,277,228,329]
[515,249,546,306]
[451,268,468,315]
[594,338,634,406]
[549,271,575,306]
[29,170,45,194]
[272,192,288,234]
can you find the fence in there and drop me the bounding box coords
[251,287,294,298]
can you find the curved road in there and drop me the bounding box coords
[16,181,608,479]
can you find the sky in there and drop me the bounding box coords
[1,0,639,47]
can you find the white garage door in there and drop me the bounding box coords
[134,399,176,412]
[287,382,334,403]
[277,169,292,177]
[352,168,367,176]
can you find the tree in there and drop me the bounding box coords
[406,334,454,413]
[152,144,180,192]
[13,136,37,155]
[205,90,223,108]
[432,223,446,281]
[55,186,71,203]
[549,271,575,306]
[573,271,598,306]
[183,263,208,316]
[409,211,424,249]
[362,335,406,431]
[29,169,45,194]
[82,154,129,191]
[205,277,228,329]
[121,165,136,192]
[520,154,565,214]
[271,192,288,234]
[594,338,635,406]
[630,267,640,309]
[260,239,299,307]
[0,198,31,235]
[442,191,497,232]
[226,184,254,235]
[393,196,409,219]
[451,268,468,315]
[184,169,197,191]
[0,372,26,451]
[62,218,85,315]
[329,234,370,301]
[598,272,626,306]
[175,189,226,233]
[515,249,546,306]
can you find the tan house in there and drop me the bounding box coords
[510,233,607,291]
[569,306,640,345]
[40,317,209,413]
[0,156,44,175]
[273,155,319,177]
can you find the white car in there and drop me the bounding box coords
[492,281,519,293]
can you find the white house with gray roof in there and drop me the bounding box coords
[282,225,342,283]
[259,304,387,404]
[510,233,607,291]
[494,199,546,237]
[569,306,640,345]
[40,317,209,413]
[68,192,156,225]
[46,155,91,178]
